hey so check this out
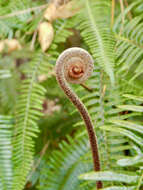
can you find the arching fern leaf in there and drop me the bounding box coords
[114,0,143,81]
[77,0,115,85]
[12,53,47,190]
[38,136,94,190]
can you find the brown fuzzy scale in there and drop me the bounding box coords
[55,47,102,189]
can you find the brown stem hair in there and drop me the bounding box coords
[55,47,102,189]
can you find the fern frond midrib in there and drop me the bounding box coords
[86,1,109,65]
[21,60,40,157]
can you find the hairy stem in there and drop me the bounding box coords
[55,54,102,189]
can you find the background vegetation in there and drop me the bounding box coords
[0,0,143,189]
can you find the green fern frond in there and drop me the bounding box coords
[79,171,139,184]
[113,0,142,33]
[77,0,115,85]
[38,136,94,190]
[0,0,46,38]
[79,170,140,189]
[0,115,13,190]
[101,94,143,170]
[114,1,143,80]
[115,17,143,77]
[12,52,47,190]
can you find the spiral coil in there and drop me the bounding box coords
[55,47,94,84]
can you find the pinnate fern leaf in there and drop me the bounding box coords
[12,53,47,190]
[77,0,115,85]
[38,136,93,190]
[114,1,143,80]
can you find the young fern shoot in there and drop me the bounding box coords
[55,47,102,189]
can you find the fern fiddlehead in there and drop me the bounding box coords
[55,47,102,189]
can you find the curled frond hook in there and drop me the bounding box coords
[55,47,102,189]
